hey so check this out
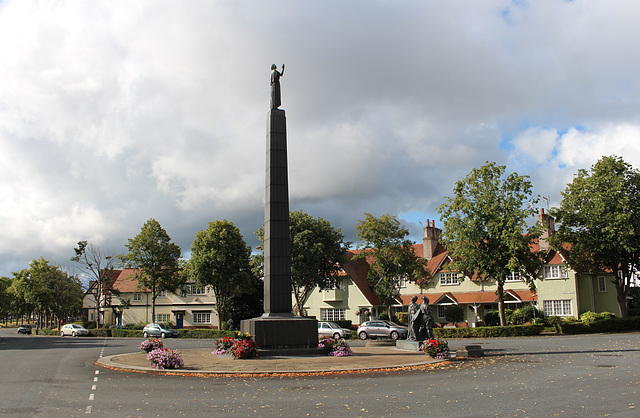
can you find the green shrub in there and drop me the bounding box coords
[444,305,464,324]
[434,324,544,338]
[510,305,542,325]
[83,321,97,329]
[179,329,237,339]
[484,311,500,326]
[559,316,640,334]
[395,312,408,326]
[122,322,145,330]
[91,328,112,337]
[379,312,389,321]
[111,329,141,338]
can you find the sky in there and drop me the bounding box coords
[1,0,640,281]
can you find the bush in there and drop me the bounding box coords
[179,329,236,339]
[444,305,464,324]
[484,311,500,326]
[378,312,389,321]
[579,311,616,323]
[510,305,543,325]
[395,312,408,326]
[140,339,163,353]
[434,324,544,338]
[91,328,112,337]
[122,322,145,330]
[111,329,141,338]
[83,321,96,329]
[559,316,640,334]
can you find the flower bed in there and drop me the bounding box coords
[421,339,450,359]
[139,339,163,353]
[212,332,258,359]
[146,348,184,369]
[318,336,353,357]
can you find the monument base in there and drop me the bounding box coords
[396,340,423,351]
[241,314,319,354]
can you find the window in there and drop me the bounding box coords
[188,284,206,295]
[437,305,446,318]
[506,271,521,282]
[439,272,460,285]
[192,312,211,324]
[155,313,170,323]
[158,290,167,297]
[321,308,345,321]
[323,278,341,290]
[543,300,573,316]
[396,275,407,288]
[598,276,607,293]
[133,293,142,302]
[544,265,567,279]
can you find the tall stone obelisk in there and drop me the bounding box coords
[241,65,318,352]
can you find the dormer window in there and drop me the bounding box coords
[439,272,460,285]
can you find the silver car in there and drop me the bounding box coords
[60,324,89,337]
[357,320,408,340]
[143,323,180,338]
[318,321,352,339]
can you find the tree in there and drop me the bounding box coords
[550,155,640,317]
[255,211,350,316]
[437,162,544,326]
[189,220,255,328]
[354,213,429,320]
[71,241,117,328]
[120,219,183,322]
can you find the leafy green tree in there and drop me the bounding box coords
[354,213,429,320]
[437,162,544,326]
[71,241,118,328]
[255,211,350,316]
[120,219,183,322]
[189,220,254,328]
[0,276,13,324]
[550,155,640,317]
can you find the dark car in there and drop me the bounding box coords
[356,320,408,340]
[143,323,180,338]
[17,325,32,335]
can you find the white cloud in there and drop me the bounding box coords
[1,0,640,275]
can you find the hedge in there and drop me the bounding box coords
[434,324,544,338]
[178,329,237,339]
[558,317,640,334]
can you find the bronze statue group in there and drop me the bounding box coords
[407,295,436,341]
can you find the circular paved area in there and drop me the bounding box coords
[98,346,442,375]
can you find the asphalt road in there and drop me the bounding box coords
[1,328,639,417]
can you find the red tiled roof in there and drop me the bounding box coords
[107,269,147,293]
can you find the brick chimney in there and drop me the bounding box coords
[538,208,555,251]
[423,219,442,260]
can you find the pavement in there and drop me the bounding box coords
[97,345,443,375]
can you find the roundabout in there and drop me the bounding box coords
[97,345,445,376]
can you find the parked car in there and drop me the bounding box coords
[357,320,408,340]
[318,321,352,339]
[60,324,89,337]
[17,325,32,335]
[142,323,180,338]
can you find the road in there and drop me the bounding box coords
[1,328,639,417]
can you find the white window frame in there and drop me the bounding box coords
[397,275,407,288]
[323,278,341,290]
[543,299,573,316]
[598,276,607,293]
[320,308,346,321]
[187,284,206,295]
[544,265,567,280]
[505,271,521,282]
[192,312,211,324]
[133,293,142,302]
[155,313,170,323]
[439,272,460,286]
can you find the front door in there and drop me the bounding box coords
[176,313,183,329]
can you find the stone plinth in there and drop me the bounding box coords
[456,345,484,357]
[241,315,318,351]
[396,340,423,351]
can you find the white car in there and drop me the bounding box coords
[60,324,89,337]
[318,321,352,339]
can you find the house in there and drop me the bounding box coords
[302,209,621,326]
[82,269,220,329]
